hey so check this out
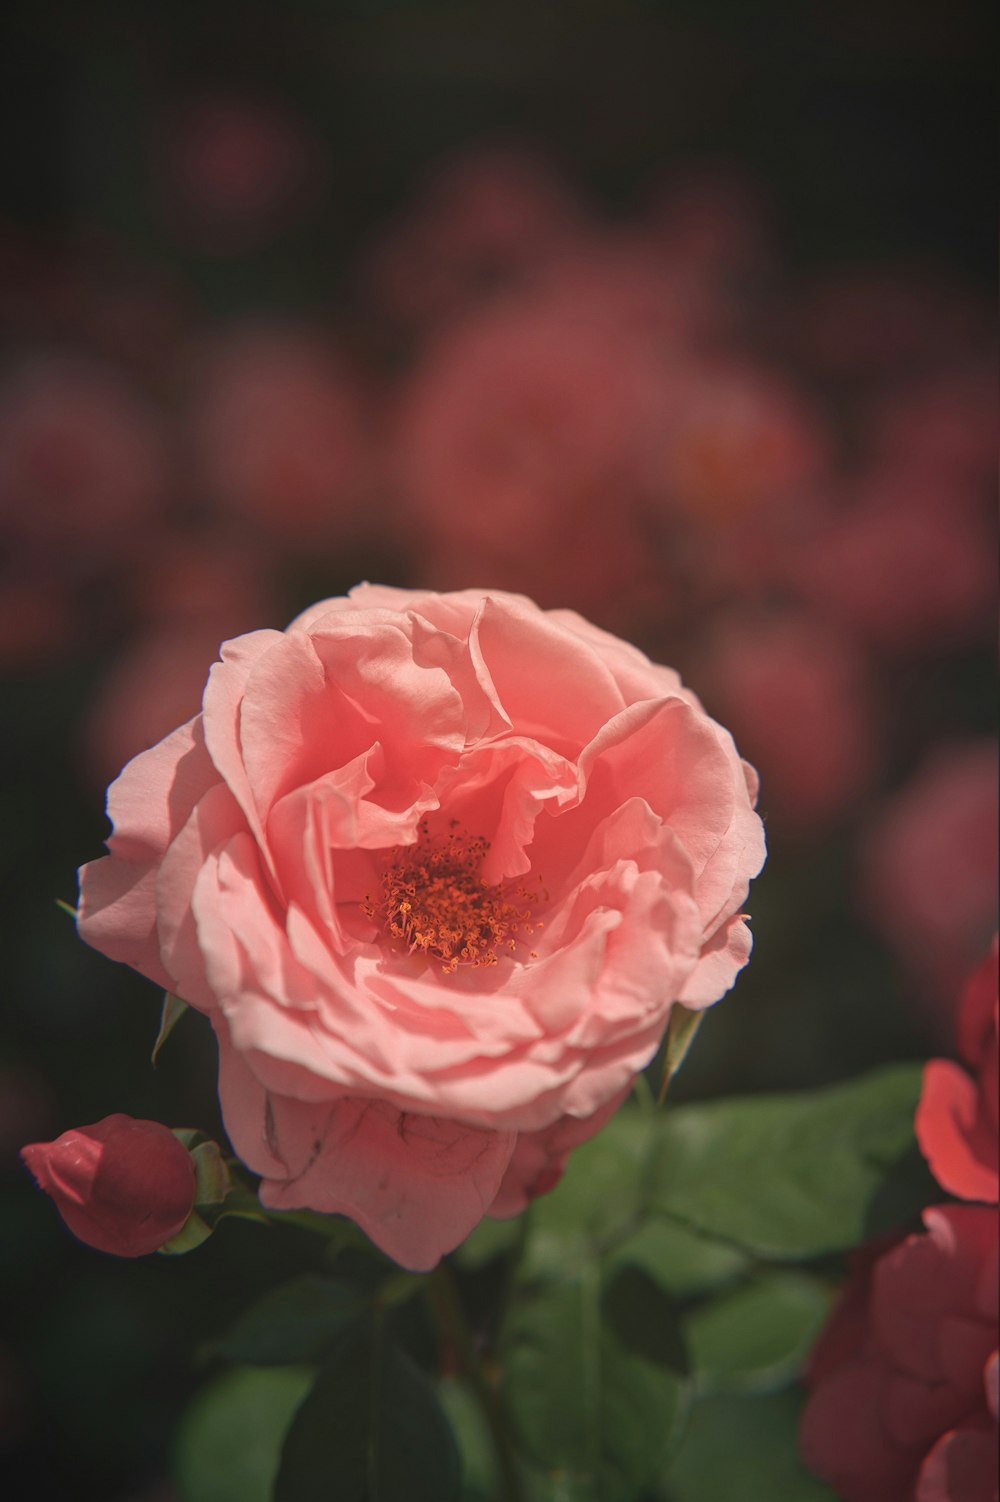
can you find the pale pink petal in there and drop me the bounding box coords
[258,1097,516,1270]
[202,628,285,845]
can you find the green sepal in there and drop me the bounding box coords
[160,1210,215,1255]
[657,1003,704,1104]
[153,992,189,1065]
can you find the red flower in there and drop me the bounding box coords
[801,1205,998,1502]
[21,1114,196,1258]
[917,938,999,1204]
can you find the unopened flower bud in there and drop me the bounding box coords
[21,1113,197,1257]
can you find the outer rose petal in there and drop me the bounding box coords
[263,1103,515,1271]
[916,1059,999,1204]
[77,717,219,989]
[915,1427,998,1502]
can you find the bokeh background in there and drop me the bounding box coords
[1,2,995,1498]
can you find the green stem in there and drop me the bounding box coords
[427,1260,527,1502]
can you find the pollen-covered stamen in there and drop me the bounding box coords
[362,820,545,974]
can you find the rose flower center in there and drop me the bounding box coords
[362,820,545,975]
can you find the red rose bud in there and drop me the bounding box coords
[21,1113,197,1258]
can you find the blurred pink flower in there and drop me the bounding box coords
[861,741,999,1022]
[694,611,879,836]
[793,265,988,381]
[869,362,996,489]
[363,144,585,332]
[0,356,167,554]
[650,360,828,524]
[645,161,777,302]
[191,324,369,545]
[393,298,670,625]
[157,93,323,252]
[82,626,241,793]
[790,468,996,654]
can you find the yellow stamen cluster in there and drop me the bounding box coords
[362,820,544,974]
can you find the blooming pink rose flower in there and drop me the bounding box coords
[801,1204,999,1502]
[77,585,764,1270]
[916,938,999,1204]
[21,1114,196,1258]
[157,92,323,253]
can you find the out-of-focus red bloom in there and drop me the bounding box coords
[82,624,240,791]
[0,357,167,553]
[157,93,323,253]
[650,360,828,524]
[363,144,585,332]
[191,324,368,545]
[801,1204,999,1502]
[645,161,777,304]
[393,297,668,626]
[528,228,718,349]
[869,362,996,489]
[21,1115,196,1258]
[0,570,80,671]
[793,265,988,381]
[82,528,276,787]
[916,938,999,1204]
[861,741,999,1021]
[694,610,878,836]
[791,466,995,655]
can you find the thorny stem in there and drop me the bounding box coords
[427,1258,527,1502]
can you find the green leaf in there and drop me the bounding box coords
[682,1271,831,1395]
[452,1213,522,1269]
[274,1318,461,1502]
[437,1377,500,1502]
[520,1105,653,1277]
[609,1219,750,1299]
[647,1064,922,1259]
[173,1364,314,1502]
[204,1275,369,1366]
[152,991,189,1065]
[660,1390,836,1502]
[502,1264,689,1502]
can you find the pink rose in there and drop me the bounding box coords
[916,938,999,1205]
[21,1114,196,1258]
[801,1206,999,1502]
[77,585,764,1270]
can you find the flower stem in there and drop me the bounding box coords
[427,1259,527,1502]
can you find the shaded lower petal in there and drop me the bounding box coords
[258,1097,516,1270]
